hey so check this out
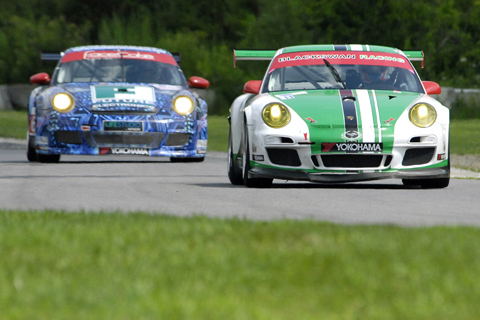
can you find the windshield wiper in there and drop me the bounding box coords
[323,58,346,89]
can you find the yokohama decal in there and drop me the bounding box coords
[322,142,383,152]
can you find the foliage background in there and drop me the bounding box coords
[0,0,479,115]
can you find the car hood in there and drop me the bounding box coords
[270,89,424,152]
[59,83,184,113]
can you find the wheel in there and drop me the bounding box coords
[170,157,204,163]
[26,134,38,162]
[228,126,243,185]
[242,126,272,188]
[37,153,61,163]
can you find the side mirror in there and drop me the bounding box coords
[30,73,51,85]
[188,76,210,89]
[243,80,262,94]
[422,81,441,95]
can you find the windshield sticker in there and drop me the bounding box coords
[270,51,412,72]
[61,51,177,65]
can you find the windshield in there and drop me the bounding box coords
[264,51,424,93]
[54,58,186,85]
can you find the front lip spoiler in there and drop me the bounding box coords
[249,167,450,183]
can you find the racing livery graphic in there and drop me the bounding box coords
[27,45,209,163]
[229,44,450,188]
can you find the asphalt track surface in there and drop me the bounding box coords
[1,139,480,227]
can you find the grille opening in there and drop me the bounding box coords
[321,154,383,168]
[165,133,191,146]
[266,148,301,167]
[402,148,435,166]
[91,132,164,147]
[55,130,83,144]
[384,155,393,167]
[281,137,294,143]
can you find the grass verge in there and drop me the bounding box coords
[1,210,480,319]
[0,110,27,140]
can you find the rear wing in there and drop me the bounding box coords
[41,52,63,61]
[404,51,425,68]
[234,49,425,68]
[233,50,276,67]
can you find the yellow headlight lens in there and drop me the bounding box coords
[52,93,75,113]
[262,103,291,128]
[173,96,194,116]
[409,103,437,128]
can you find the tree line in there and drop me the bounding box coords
[0,0,478,114]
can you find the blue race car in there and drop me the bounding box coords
[27,45,209,163]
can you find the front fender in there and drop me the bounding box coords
[230,93,253,155]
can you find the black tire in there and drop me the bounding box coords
[26,134,38,162]
[228,126,243,185]
[242,126,272,188]
[170,157,205,163]
[37,153,61,163]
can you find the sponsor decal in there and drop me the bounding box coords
[197,140,207,148]
[111,148,149,155]
[61,50,177,65]
[92,86,155,103]
[253,154,264,161]
[359,54,406,63]
[276,91,308,100]
[269,51,414,72]
[84,51,155,60]
[321,142,383,152]
[104,121,143,132]
[437,153,446,160]
[278,54,356,63]
[306,117,317,123]
[341,130,362,141]
[384,117,395,124]
[304,133,308,140]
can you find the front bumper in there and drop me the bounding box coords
[250,166,450,183]
[35,113,207,157]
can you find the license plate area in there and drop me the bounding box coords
[103,121,143,132]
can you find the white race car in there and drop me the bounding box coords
[228,44,449,188]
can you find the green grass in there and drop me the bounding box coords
[0,110,27,140]
[1,210,480,319]
[2,110,480,156]
[207,114,229,152]
[449,119,480,155]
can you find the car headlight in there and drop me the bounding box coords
[409,103,437,128]
[52,93,75,113]
[262,103,291,128]
[173,96,194,116]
